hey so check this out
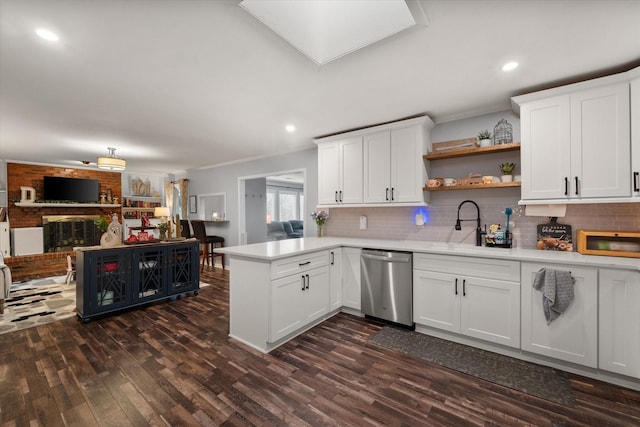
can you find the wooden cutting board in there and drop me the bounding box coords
[536,217,573,251]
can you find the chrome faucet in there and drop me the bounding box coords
[455,200,484,246]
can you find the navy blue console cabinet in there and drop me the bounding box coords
[76,239,200,322]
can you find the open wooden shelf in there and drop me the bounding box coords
[423,182,521,191]
[424,142,520,160]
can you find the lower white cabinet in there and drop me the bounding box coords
[521,262,598,368]
[413,254,520,348]
[342,247,361,310]
[329,248,343,311]
[599,269,640,379]
[270,265,330,342]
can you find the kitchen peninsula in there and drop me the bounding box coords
[217,237,640,391]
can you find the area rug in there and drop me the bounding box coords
[0,276,76,335]
[369,326,576,407]
[1,279,211,335]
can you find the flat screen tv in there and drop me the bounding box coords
[43,176,100,202]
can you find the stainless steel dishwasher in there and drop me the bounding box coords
[360,249,414,329]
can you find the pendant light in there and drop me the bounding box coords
[97,147,126,171]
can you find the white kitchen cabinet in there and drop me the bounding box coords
[317,136,363,205]
[521,262,598,368]
[342,247,361,310]
[599,269,640,379]
[270,265,330,342]
[413,253,520,348]
[315,116,433,207]
[515,78,631,202]
[228,250,332,353]
[363,124,428,204]
[631,69,640,198]
[329,248,343,311]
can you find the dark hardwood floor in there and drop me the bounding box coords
[1,267,639,426]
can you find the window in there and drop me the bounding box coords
[266,184,303,221]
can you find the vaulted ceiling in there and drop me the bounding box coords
[1,0,639,174]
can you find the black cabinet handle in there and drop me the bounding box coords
[455,278,458,295]
[575,176,579,195]
[339,190,343,202]
[564,177,568,196]
[305,274,310,290]
[391,187,395,201]
[385,188,389,201]
[330,251,334,265]
[634,172,639,192]
[335,191,338,203]
[298,261,311,266]
[463,279,466,297]
[301,275,305,290]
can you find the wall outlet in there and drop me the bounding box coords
[360,216,368,230]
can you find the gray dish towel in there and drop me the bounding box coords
[532,268,575,324]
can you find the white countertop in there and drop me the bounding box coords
[215,237,640,271]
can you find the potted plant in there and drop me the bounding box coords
[94,217,109,233]
[477,130,492,147]
[499,162,516,182]
[157,222,169,240]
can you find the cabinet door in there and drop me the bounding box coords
[340,137,363,204]
[599,269,640,379]
[304,266,330,323]
[89,250,132,315]
[270,273,307,342]
[167,242,199,295]
[571,83,630,198]
[329,248,343,311]
[520,95,572,200]
[521,263,598,368]
[317,142,341,205]
[632,75,640,198]
[413,270,460,333]
[390,126,425,203]
[363,131,391,203]
[342,248,361,310]
[132,247,166,303]
[460,276,520,348]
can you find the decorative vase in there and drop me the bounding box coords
[479,138,492,147]
[501,174,513,183]
[100,230,119,248]
[159,230,167,241]
[317,225,323,237]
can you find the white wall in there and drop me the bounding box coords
[187,147,318,247]
[245,178,267,244]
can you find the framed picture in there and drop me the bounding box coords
[189,195,197,213]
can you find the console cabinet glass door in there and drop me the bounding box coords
[167,242,199,294]
[132,247,167,303]
[91,250,131,314]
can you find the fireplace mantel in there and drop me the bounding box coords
[15,202,121,208]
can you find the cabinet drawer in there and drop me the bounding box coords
[271,250,330,280]
[413,252,520,282]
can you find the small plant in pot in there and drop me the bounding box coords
[499,162,516,182]
[477,130,492,147]
[157,222,169,240]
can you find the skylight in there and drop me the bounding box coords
[239,0,420,65]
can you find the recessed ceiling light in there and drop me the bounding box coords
[35,28,59,42]
[285,124,296,133]
[502,61,519,72]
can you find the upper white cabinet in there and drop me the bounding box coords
[315,116,433,207]
[631,68,640,198]
[363,125,428,203]
[317,137,363,205]
[514,74,632,203]
[521,262,598,368]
